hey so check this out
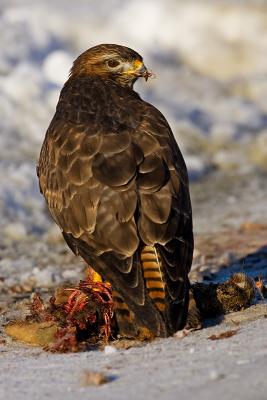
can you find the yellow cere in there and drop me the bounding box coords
[133,59,143,70]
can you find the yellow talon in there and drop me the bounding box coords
[92,270,103,283]
[86,266,103,283]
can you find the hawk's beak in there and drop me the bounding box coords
[133,60,152,81]
[122,60,154,82]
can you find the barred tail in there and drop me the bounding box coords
[141,245,166,313]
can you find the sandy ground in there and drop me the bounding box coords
[1,309,267,400]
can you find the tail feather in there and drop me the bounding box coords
[141,245,166,313]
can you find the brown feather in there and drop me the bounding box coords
[38,44,193,337]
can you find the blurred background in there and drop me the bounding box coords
[1,0,267,291]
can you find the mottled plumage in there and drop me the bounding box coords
[37,44,193,338]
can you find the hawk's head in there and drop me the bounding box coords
[70,44,152,88]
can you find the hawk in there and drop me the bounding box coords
[37,44,194,338]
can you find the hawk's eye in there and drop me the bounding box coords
[107,59,120,68]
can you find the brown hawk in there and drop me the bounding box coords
[37,44,194,338]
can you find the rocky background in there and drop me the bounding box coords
[0,1,267,399]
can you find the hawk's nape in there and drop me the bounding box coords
[37,44,194,338]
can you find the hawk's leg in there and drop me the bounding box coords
[85,266,103,284]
